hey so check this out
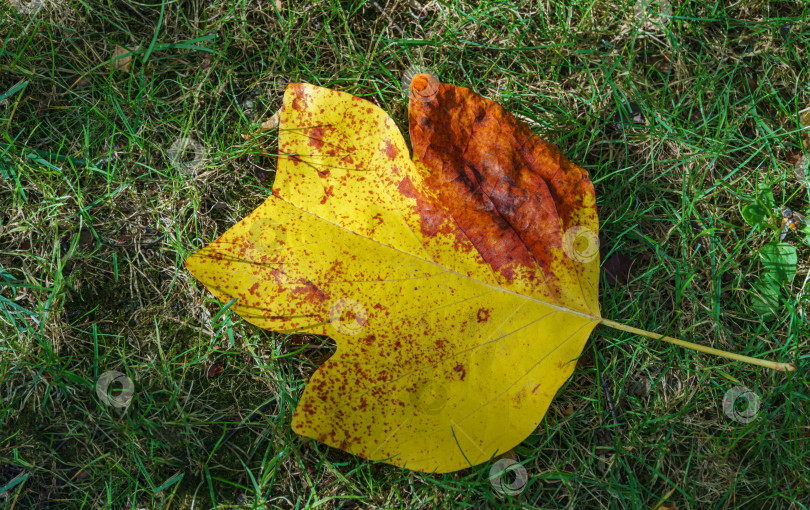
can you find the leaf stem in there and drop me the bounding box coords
[599,319,797,372]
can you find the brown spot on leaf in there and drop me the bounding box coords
[309,126,325,149]
[383,140,398,160]
[290,279,327,303]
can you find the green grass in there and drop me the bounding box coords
[1,0,808,508]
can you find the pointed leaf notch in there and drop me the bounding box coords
[186,74,796,474]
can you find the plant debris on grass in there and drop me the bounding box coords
[1,0,808,508]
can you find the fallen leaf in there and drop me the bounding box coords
[561,403,576,417]
[253,164,267,184]
[73,469,91,481]
[601,251,634,286]
[72,76,91,89]
[187,76,600,473]
[60,228,95,256]
[611,100,646,131]
[779,23,794,43]
[112,45,135,72]
[648,54,671,74]
[206,362,225,378]
[654,484,681,510]
[786,151,801,167]
[185,75,794,473]
[260,110,281,131]
[241,109,281,144]
[628,377,651,398]
[78,228,94,247]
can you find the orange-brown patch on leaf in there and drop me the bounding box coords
[308,126,326,149]
[409,81,597,308]
[383,140,398,160]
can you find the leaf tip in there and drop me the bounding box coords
[184,249,205,277]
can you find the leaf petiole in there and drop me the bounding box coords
[599,319,797,372]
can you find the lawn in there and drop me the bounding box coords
[1,0,808,508]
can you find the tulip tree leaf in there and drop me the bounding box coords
[186,76,795,472]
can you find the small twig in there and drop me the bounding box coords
[594,346,619,426]
[599,370,619,426]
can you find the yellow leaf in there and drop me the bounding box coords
[186,77,795,473]
[187,80,600,473]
